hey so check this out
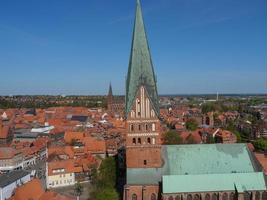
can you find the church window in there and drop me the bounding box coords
[194,194,200,200]
[133,138,136,144]
[222,193,228,200]
[168,196,174,200]
[212,193,218,200]
[255,192,260,200]
[147,138,151,144]
[244,192,251,200]
[151,193,157,200]
[145,124,148,131]
[152,123,156,131]
[136,99,141,117]
[144,160,147,165]
[138,138,141,144]
[132,194,137,200]
[229,193,235,200]
[175,195,180,200]
[263,192,267,200]
[205,194,211,200]
[187,194,192,200]
[138,124,141,131]
[130,124,134,132]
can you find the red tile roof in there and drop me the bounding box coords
[254,153,267,173]
[11,178,74,200]
[48,159,83,176]
[11,178,44,200]
[64,131,84,144]
[0,147,20,159]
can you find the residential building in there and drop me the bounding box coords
[0,170,30,200]
[0,148,23,172]
[0,122,13,146]
[46,159,78,188]
[10,178,73,200]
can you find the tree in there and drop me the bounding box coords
[91,187,119,200]
[206,134,215,144]
[233,130,242,143]
[97,157,116,188]
[185,119,198,131]
[89,157,118,200]
[163,130,183,145]
[74,182,83,200]
[253,139,267,151]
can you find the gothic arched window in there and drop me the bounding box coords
[147,138,151,144]
[205,194,211,200]
[187,194,192,200]
[175,195,180,200]
[194,194,200,200]
[230,193,235,200]
[244,192,251,200]
[255,192,260,200]
[169,196,174,200]
[222,193,228,200]
[212,193,218,200]
[151,193,157,200]
[138,138,141,144]
[262,191,267,200]
[132,138,136,144]
[132,194,137,200]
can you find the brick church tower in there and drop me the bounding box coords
[125,0,162,169]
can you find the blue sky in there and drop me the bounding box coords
[0,0,267,95]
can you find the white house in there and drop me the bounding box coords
[0,170,31,200]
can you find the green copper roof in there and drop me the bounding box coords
[162,172,267,193]
[127,144,262,186]
[163,144,256,175]
[125,0,159,116]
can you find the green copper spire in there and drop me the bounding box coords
[125,0,159,117]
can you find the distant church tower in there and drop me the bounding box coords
[107,83,113,111]
[125,0,162,169]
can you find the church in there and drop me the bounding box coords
[123,1,267,200]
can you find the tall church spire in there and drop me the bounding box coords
[125,0,159,117]
[108,82,113,97]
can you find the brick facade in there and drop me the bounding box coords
[126,86,162,168]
